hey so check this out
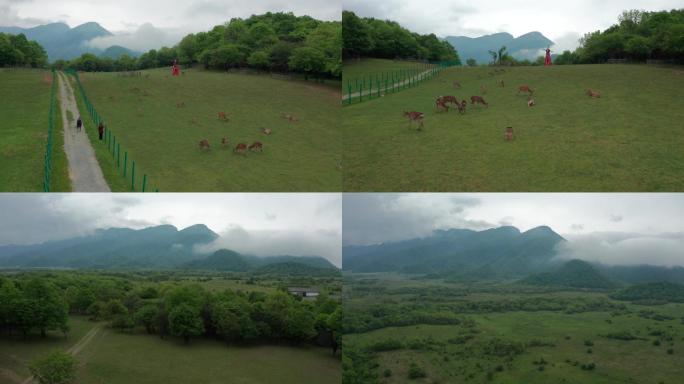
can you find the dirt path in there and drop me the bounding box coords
[20,324,104,384]
[57,72,110,192]
[342,68,435,100]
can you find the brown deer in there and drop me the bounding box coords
[176,102,185,108]
[452,81,462,89]
[404,111,425,130]
[586,89,601,98]
[218,112,229,121]
[499,80,505,88]
[527,97,536,107]
[234,143,247,154]
[504,127,514,141]
[199,139,210,150]
[470,96,488,107]
[480,85,487,94]
[221,137,229,147]
[441,95,459,105]
[262,128,272,135]
[281,113,299,122]
[249,142,263,152]
[518,85,534,95]
[436,98,449,113]
[457,100,467,114]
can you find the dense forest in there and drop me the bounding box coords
[342,11,460,63]
[58,12,341,78]
[0,272,341,354]
[0,32,47,67]
[555,9,684,64]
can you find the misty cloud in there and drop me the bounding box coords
[343,193,493,246]
[556,232,684,267]
[195,225,341,267]
[87,23,183,52]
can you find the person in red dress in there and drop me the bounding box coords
[544,47,552,66]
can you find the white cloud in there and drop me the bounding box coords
[87,23,183,52]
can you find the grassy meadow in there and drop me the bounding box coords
[343,275,684,384]
[342,59,436,85]
[0,69,69,191]
[342,64,684,191]
[70,68,340,192]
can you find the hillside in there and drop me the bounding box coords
[445,31,554,64]
[611,282,684,304]
[521,259,617,289]
[342,226,565,276]
[0,22,137,60]
[183,249,338,273]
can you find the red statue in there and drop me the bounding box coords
[544,48,552,66]
[171,59,180,76]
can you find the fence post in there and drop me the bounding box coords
[123,151,128,177]
[117,143,120,168]
[131,161,136,191]
[142,174,147,192]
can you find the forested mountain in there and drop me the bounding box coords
[611,282,684,304]
[0,22,128,60]
[445,31,553,64]
[521,259,617,289]
[342,10,460,63]
[0,224,335,272]
[343,226,565,276]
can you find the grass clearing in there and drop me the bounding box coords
[342,64,684,191]
[73,68,340,192]
[342,58,435,84]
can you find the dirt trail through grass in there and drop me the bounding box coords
[57,72,110,192]
[20,324,103,384]
[343,68,434,100]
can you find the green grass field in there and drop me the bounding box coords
[70,68,340,192]
[0,69,69,191]
[342,64,684,191]
[344,275,684,384]
[0,316,339,384]
[342,59,435,85]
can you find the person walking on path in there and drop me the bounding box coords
[544,47,553,66]
[76,116,82,132]
[98,122,105,141]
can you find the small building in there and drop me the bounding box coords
[287,287,319,299]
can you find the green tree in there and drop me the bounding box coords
[134,304,158,334]
[24,279,68,338]
[28,350,77,384]
[168,303,204,344]
[288,47,326,80]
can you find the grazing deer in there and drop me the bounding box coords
[436,98,449,113]
[176,102,185,108]
[453,81,462,89]
[218,112,228,121]
[527,97,536,107]
[518,85,533,95]
[457,100,467,114]
[480,85,487,94]
[499,80,505,88]
[441,95,459,106]
[470,96,488,107]
[221,137,229,147]
[234,143,247,154]
[262,128,272,135]
[249,142,263,152]
[586,89,601,98]
[281,113,299,122]
[404,111,425,130]
[505,127,514,141]
[199,139,210,150]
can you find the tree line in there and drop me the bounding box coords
[0,274,341,355]
[342,11,460,63]
[555,9,684,64]
[57,12,341,79]
[0,33,48,67]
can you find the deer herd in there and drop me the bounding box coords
[193,109,300,155]
[404,73,601,142]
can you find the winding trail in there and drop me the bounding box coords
[342,68,435,100]
[20,324,104,384]
[57,72,110,192]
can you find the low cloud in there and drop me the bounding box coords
[551,31,581,52]
[555,232,684,267]
[87,23,184,52]
[195,225,341,267]
[343,194,493,246]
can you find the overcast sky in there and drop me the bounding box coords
[343,194,684,267]
[0,193,342,267]
[344,0,683,52]
[0,0,340,51]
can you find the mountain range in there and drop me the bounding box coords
[343,225,684,285]
[444,31,554,64]
[0,224,337,273]
[0,22,139,61]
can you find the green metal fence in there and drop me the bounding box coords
[343,60,459,106]
[42,69,57,192]
[65,69,159,192]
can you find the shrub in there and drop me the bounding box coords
[408,363,427,379]
[383,368,392,378]
[654,340,661,346]
[29,351,77,384]
[368,339,403,352]
[667,348,674,355]
[584,340,594,346]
